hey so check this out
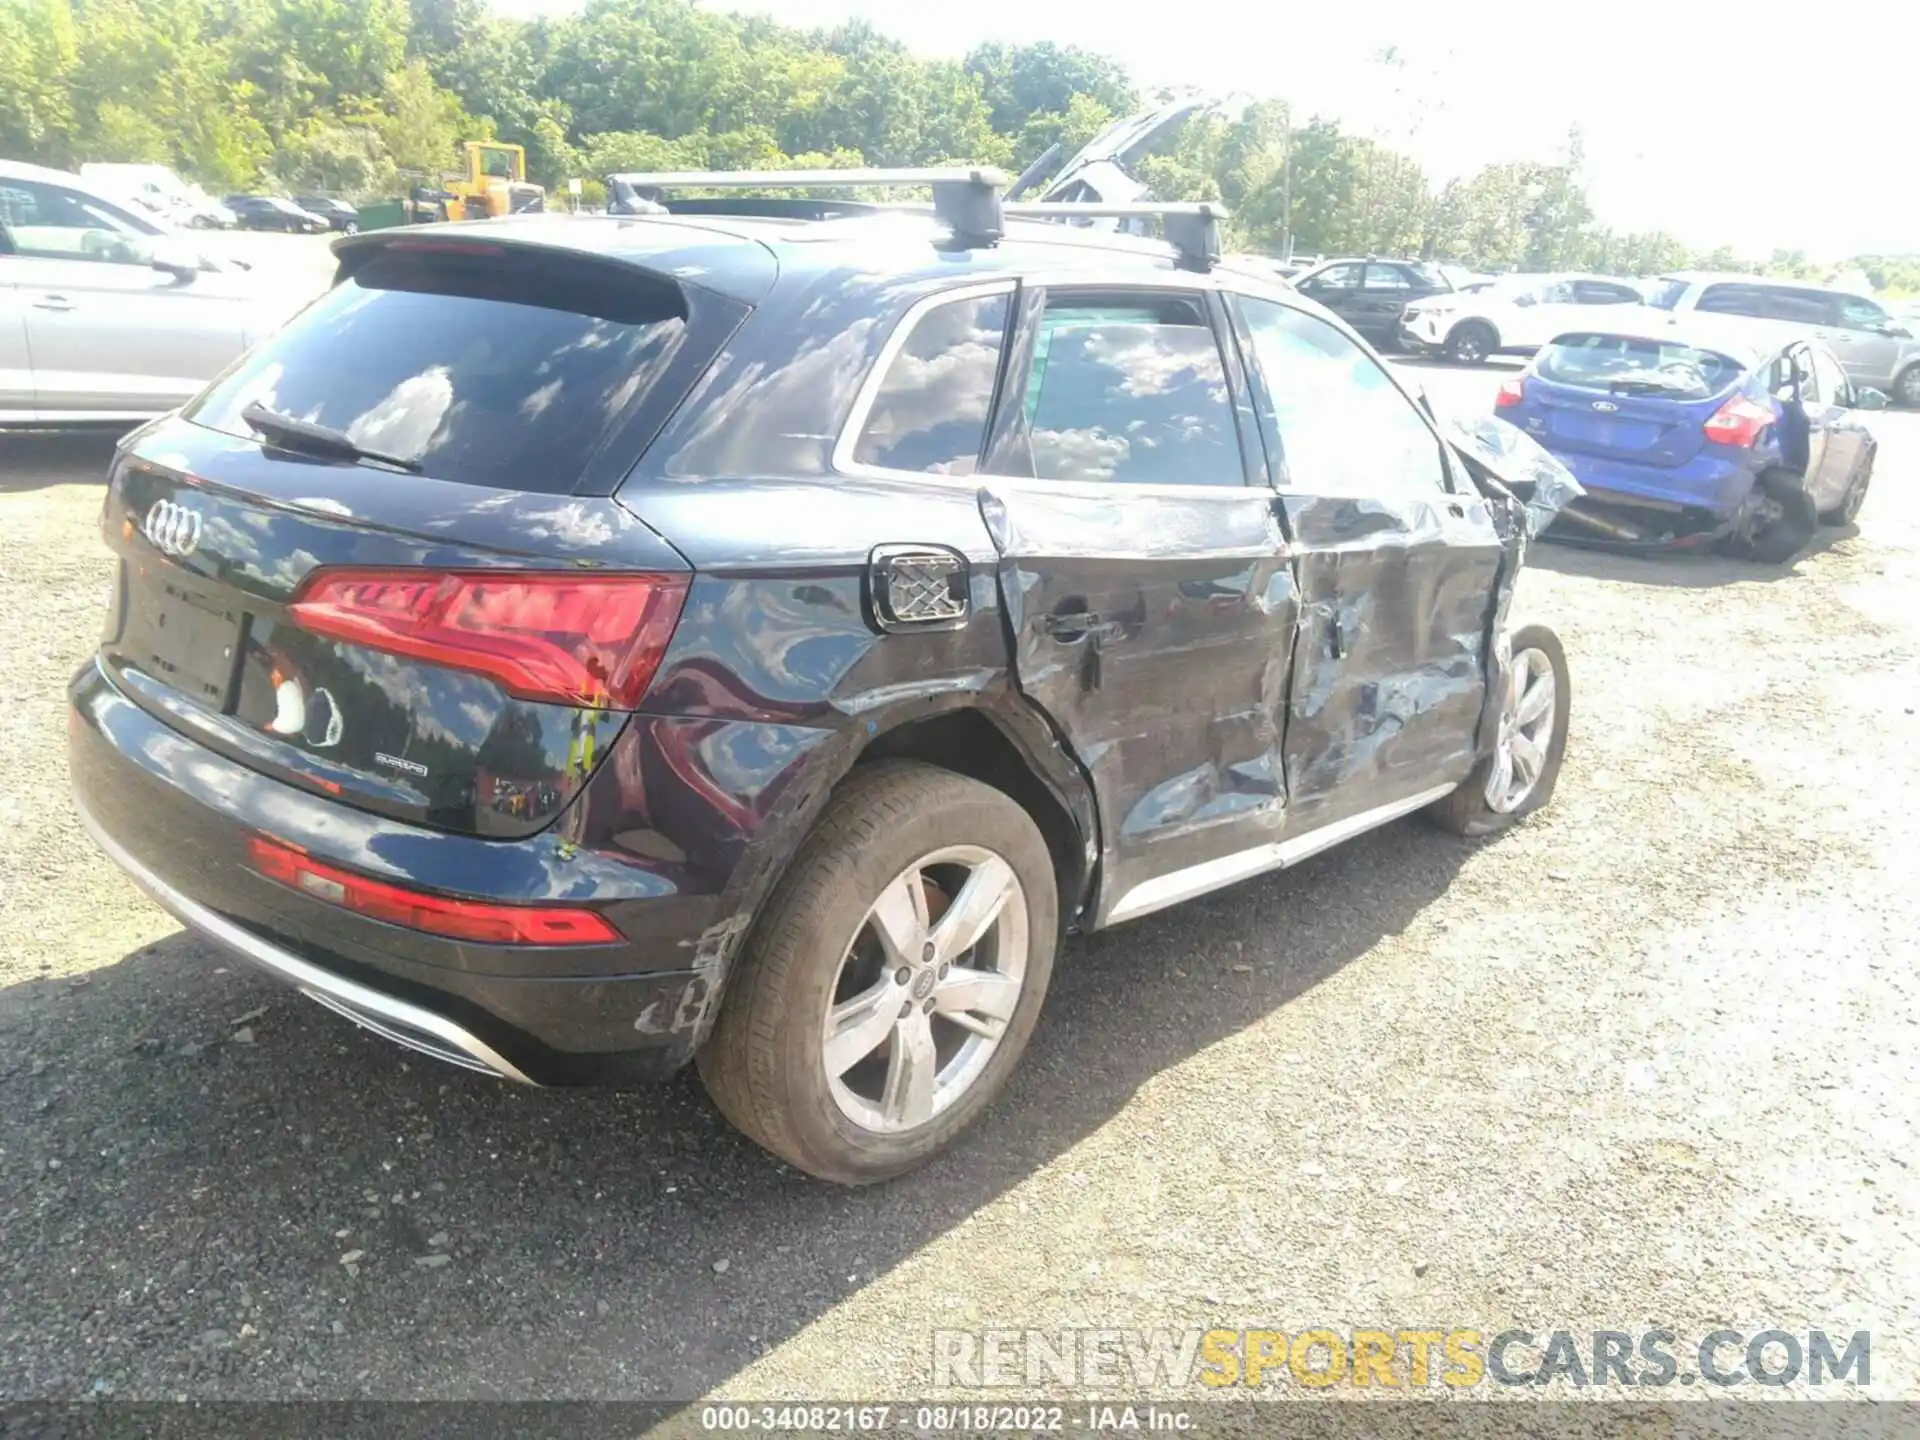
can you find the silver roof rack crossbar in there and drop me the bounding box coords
[605,167,1008,245]
[1003,201,1228,272]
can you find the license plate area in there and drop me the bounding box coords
[125,568,247,710]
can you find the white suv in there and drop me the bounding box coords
[1401,273,1647,364]
[1645,272,1920,407]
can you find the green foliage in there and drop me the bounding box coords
[0,0,1895,283]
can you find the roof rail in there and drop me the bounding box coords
[1003,201,1227,272]
[603,167,1008,245]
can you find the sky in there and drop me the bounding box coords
[502,0,1919,258]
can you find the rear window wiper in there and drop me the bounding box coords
[241,401,424,474]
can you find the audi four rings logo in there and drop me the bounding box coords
[143,500,204,558]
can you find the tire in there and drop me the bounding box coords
[1820,452,1873,526]
[1444,320,1497,365]
[1895,365,1920,409]
[1426,624,1571,838]
[698,761,1058,1185]
[342,221,359,235]
[1724,470,1817,563]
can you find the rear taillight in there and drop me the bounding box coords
[246,837,621,945]
[1495,377,1526,408]
[289,570,688,710]
[1702,395,1773,448]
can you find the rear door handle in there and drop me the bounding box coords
[31,295,75,312]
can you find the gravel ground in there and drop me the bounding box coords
[2,369,1917,1411]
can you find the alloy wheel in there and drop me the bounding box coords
[1486,647,1556,813]
[822,845,1028,1134]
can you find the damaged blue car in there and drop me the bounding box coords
[1495,320,1883,561]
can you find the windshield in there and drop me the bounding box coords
[1536,333,1745,399]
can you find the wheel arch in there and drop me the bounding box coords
[855,703,1099,935]
[1893,360,1920,407]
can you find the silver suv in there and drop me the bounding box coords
[1646,272,1920,407]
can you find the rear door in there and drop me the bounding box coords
[1352,263,1417,341]
[1295,262,1367,331]
[1803,348,1858,511]
[1778,343,1831,487]
[1231,291,1506,832]
[976,281,1301,920]
[1507,278,1583,350]
[0,176,248,418]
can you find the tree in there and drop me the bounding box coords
[0,0,77,164]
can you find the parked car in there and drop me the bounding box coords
[1,160,298,425]
[294,195,361,233]
[1400,273,1647,364]
[223,195,329,233]
[69,177,1577,1185]
[1644,272,1920,408]
[1496,320,1883,560]
[1289,257,1455,348]
[80,163,236,229]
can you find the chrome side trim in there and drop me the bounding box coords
[72,796,536,1085]
[1104,782,1458,925]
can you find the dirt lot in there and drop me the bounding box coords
[2,371,1917,1408]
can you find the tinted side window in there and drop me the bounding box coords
[1240,296,1447,497]
[1573,281,1640,304]
[1697,284,1770,318]
[1362,264,1412,291]
[1763,288,1837,326]
[1835,295,1890,332]
[1019,293,1241,487]
[0,180,149,264]
[851,290,1009,475]
[1307,263,1363,291]
[189,247,702,494]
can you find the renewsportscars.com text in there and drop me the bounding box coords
[932,1327,1871,1390]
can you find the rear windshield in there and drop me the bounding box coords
[188,244,692,493]
[1536,333,1746,400]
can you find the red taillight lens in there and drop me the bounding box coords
[289,570,688,710]
[1702,395,1773,448]
[246,837,621,945]
[1495,376,1526,408]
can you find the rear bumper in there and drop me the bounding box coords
[1538,445,1760,520]
[67,657,754,1084]
[73,798,535,1084]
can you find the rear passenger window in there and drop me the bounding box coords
[1017,293,1242,487]
[1763,289,1836,326]
[1697,284,1769,318]
[1240,296,1447,497]
[851,290,1010,475]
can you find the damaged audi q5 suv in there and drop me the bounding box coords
[70,171,1580,1184]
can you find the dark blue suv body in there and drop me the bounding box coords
[69,189,1578,1181]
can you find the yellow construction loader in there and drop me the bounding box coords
[407,142,545,222]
